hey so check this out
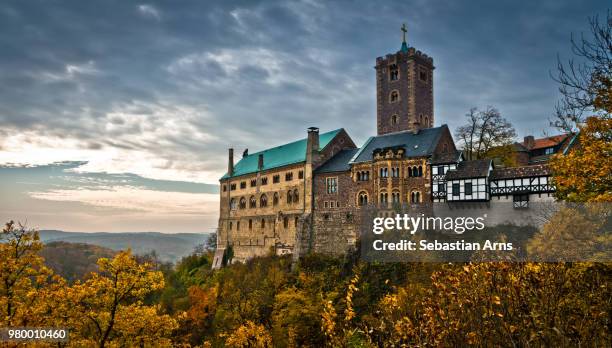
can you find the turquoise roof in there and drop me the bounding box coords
[221,129,343,180]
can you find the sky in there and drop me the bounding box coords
[0,0,608,233]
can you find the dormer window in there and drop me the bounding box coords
[544,147,554,155]
[389,64,399,81]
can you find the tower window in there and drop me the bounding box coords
[250,179,257,187]
[240,181,246,189]
[261,177,268,185]
[389,64,399,81]
[358,191,368,206]
[419,68,428,82]
[391,114,398,125]
[389,90,399,103]
[273,175,280,183]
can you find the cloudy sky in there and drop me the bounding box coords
[0,0,608,232]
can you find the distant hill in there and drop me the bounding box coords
[41,241,117,282]
[39,230,210,264]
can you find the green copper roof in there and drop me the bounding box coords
[401,42,408,53]
[221,128,343,180]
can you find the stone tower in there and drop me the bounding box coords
[375,24,434,135]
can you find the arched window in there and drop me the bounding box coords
[411,167,417,177]
[389,64,399,81]
[230,198,237,210]
[424,116,429,126]
[411,191,421,203]
[358,191,368,206]
[239,197,246,209]
[419,114,424,124]
[229,221,233,230]
[260,194,268,207]
[418,166,423,177]
[287,190,293,204]
[392,191,401,203]
[357,172,362,181]
[408,168,412,177]
[273,192,279,206]
[389,90,399,103]
[380,192,388,204]
[249,196,256,208]
[293,189,299,203]
[391,114,398,125]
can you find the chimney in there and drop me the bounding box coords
[258,154,264,170]
[306,127,320,164]
[524,136,535,149]
[228,148,234,176]
[242,149,248,158]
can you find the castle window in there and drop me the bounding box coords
[236,221,240,231]
[424,116,429,127]
[273,193,279,206]
[261,219,265,228]
[230,198,237,210]
[239,197,246,209]
[285,172,293,181]
[380,192,388,204]
[287,190,293,204]
[240,181,246,189]
[260,194,268,207]
[250,179,257,187]
[230,183,236,191]
[293,189,299,203]
[249,219,252,230]
[380,167,388,178]
[419,114,423,124]
[392,191,400,203]
[261,177,268,185]
[411,191,421,203]
[295,216,299,227]
[389,64,399,81]
[391,114,398,125]
[419,68,428,82]
[229,221,232,230]
[324,201,329,208]
[418,166,423,177]
[222,185,227,192]
[273,175,280,183]
[391,167,400,177]
[358,191,368,206]
[298,170,304,179]
[283,217,289,229]
[249,196,256,208]
[389,90,399,103]
[326,177,338,194]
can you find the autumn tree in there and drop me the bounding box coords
[67,250,177,347]
[552,11,611,131]
[455,106,517,161]
[550,116,612,202]
[0,221,54,327]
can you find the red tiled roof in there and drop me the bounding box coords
[491,164,551,179]
[522,134,569,150]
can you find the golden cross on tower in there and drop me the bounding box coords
[401,23,407,43]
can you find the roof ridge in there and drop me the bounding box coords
[242,128,343,158]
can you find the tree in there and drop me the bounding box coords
[0,221,54,327]
[552,11,611,131]
[550,116,612,202]
[455,106,517,161]
[68,250,177,347]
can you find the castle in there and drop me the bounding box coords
[212,27,574,267]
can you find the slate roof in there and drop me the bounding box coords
[350,125,448,163]
[491,164,551,180]
[222,129,343,179]
[431,150,462,164]
[315,148,359,173]
[445,159,492,180]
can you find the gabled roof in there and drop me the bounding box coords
[445,159,492,180]
[491,164,551,180]
[350,125,448,164]
[522,134,570,150]
[315,148,359,174]
[221,129,343,179]
[431,150,462,164]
